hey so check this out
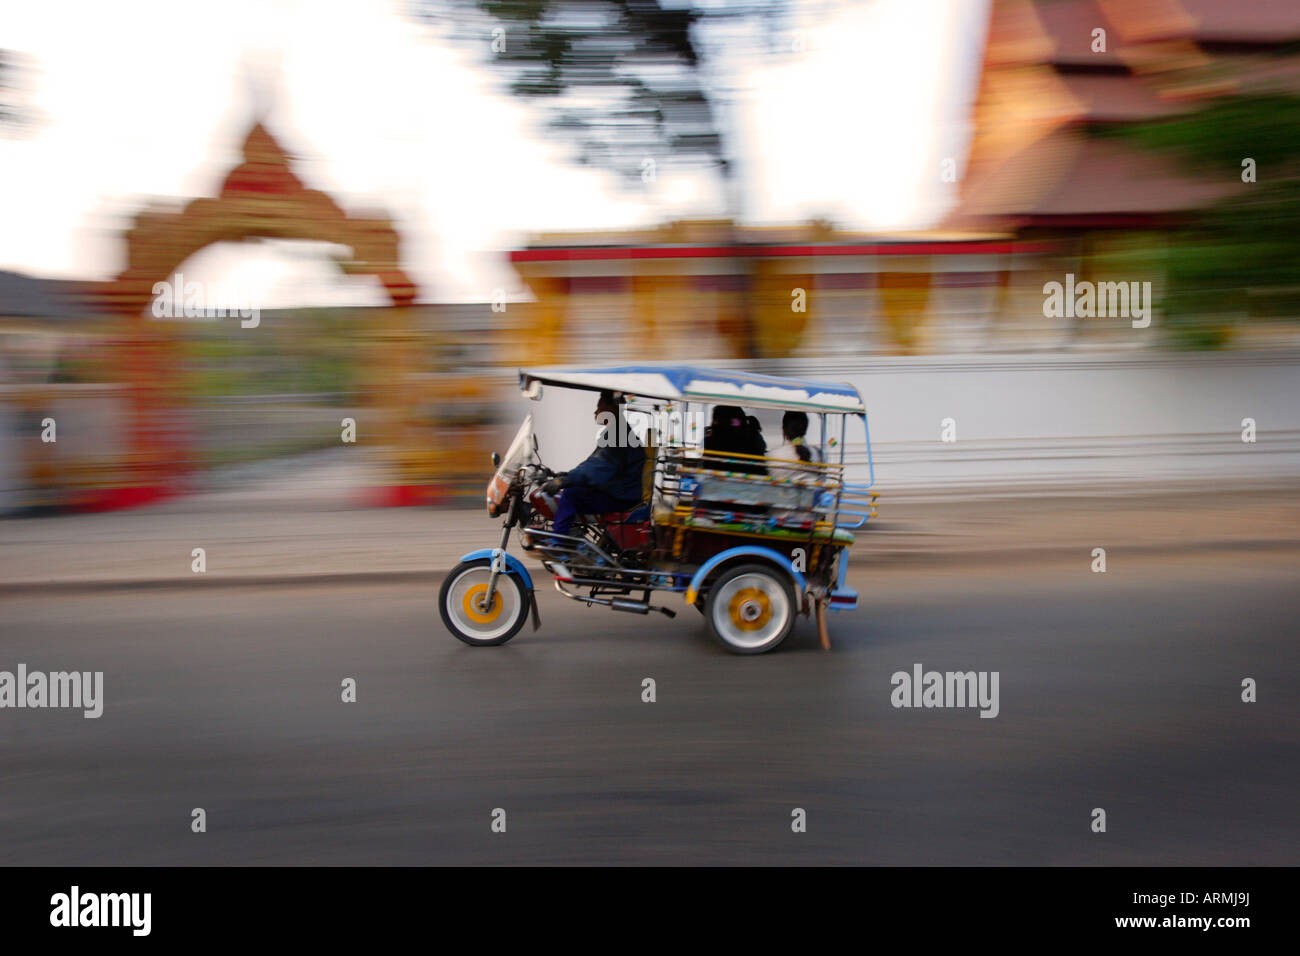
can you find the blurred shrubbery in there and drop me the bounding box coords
[179,309,361,398]
[1108,93,1300,348]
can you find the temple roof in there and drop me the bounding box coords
[954,131,1242,223]
[947,0,1297,229]
[1178,0,1300,44]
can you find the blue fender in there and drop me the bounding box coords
[458,548,534,591]
[684,546,807,606]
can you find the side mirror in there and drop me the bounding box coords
[532,434,539,452]
[491,451,501,468]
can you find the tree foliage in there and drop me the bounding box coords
[411,0,791,188]
[1103,93,1300,347]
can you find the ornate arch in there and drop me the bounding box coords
[95,122,420,496]
[101,122,417,316]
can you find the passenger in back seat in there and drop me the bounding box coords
[704,405,768,475]
[769,411,823,480]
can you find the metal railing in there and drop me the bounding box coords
[656,445,876,537]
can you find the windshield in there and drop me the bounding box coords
[497,415,535,478]
[485,416,535,515]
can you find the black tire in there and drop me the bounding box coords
[439,559,531,646]
[703,562,797,655]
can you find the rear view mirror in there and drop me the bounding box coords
[491,452,501,468]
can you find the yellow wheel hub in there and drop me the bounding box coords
[462,583,503,624]
[728,587,772,631]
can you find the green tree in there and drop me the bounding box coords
[411,1,795,210]
[1109,93,1300,347]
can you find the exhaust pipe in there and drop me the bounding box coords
[554,580,677,618]
[610,598,650,614]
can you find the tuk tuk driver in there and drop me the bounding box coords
[543,390,645,537]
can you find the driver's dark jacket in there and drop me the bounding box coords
[566,424,645,502]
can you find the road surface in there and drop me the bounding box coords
[1,551,1296,865]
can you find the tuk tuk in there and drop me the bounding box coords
[438,365,877,654]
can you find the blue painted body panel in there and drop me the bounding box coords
[828,546,858,612]
[684,545,808,605]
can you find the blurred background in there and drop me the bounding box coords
[1,0,1299,509]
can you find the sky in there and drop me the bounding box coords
[0,0,989,306]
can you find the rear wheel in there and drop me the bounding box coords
[439,559,530,646]
[704,563,796,655]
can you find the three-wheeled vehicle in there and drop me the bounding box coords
[438,365,877,654]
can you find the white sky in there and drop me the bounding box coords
[0,0,988,306]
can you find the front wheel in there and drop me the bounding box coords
[439,559,531,646]
[704,563,796,655]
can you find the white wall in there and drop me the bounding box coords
[511,351,1300,494]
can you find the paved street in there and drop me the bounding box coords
[1,549,1296,865]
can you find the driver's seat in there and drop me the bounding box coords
[598,502,652,549]
[600,502,651,524]
[585,442,656,549]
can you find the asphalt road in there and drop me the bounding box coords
[1,551,1297,865]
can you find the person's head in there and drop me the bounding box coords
[595,389,621,420]
[783,411,811,462]
[711,405,745,429]
[782,411,809,441]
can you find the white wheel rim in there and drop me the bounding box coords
[711,572,790,649]
[445,565,523,640]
